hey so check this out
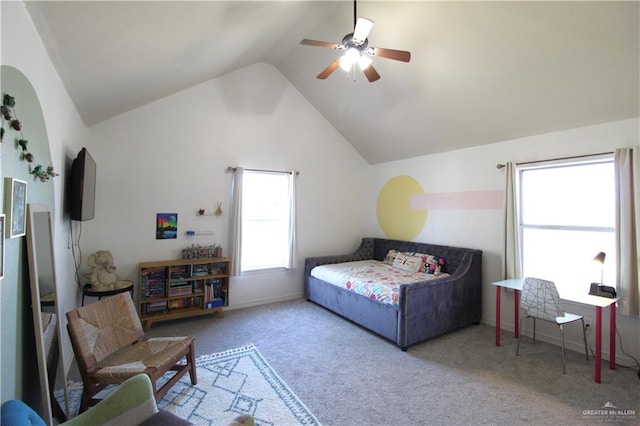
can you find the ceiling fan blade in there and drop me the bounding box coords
[317,59,341,80]
[370,47,411,62]
[301,39,340,49]
[362,64,381,82]
[353,17,374,44]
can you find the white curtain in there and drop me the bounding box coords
[614,148,639,316]
[502,162,521,279]
[286,171,297,269]
[230,167,244,276]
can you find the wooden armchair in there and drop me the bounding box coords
[66,292,197,413]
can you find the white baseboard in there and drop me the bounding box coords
[226,293,304,311]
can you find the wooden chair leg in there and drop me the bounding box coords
[188,341,197,385]
[79,388,92,414]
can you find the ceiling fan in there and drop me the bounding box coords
[300,0,411,82]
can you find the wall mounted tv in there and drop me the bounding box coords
[69,147,96,221]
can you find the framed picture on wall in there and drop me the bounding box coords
[4,178,27,238]
[156,213,178,240]
[0,214,4,279]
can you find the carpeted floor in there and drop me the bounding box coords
[65,298,639,425]
[61,344,320,425]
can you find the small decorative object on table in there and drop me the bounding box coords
[86,250,133,291]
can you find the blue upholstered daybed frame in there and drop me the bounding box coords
[304,238,483,350]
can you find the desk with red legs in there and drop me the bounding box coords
[492,278,618,383]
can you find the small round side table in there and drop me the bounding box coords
[82,281,134,306]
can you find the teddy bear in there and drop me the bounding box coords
[87,250,132,291]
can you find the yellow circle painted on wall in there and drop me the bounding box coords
[376,175,427,240]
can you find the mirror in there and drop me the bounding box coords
[26,204,68,424]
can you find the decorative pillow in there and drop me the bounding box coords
[413,252,446,275]
[383,249,415,265]
[383,249,400,265]
[392,252,423,273]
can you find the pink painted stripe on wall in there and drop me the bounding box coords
[410,190,504,210]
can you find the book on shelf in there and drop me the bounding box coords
[170,265,189,280]
[205,298,223,309]
[142,281,166,299]
[191,263,212,276]
[168,297,202,310]
[141,278,166,287]
[141,267,166,279]
[191,281,205,294]
[142,300,168,315]
[205,278,227,305]
[169,286,193,297]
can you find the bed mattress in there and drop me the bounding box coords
[310,260,449,309]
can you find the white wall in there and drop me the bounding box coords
[366,118,640,364]
[84,62,369,309]
[1,1,88,402]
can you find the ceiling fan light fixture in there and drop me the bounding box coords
[339,56,354,72]
[339,48,360,71]
[358,54,372,70]
[345,47,360,61]
[352,17,374,45]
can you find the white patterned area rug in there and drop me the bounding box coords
[57,344,321,426]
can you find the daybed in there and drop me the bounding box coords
[304,237,483,350]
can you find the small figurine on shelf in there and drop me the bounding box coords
[214,202,223,216]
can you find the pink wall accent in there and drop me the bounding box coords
[410,190,504,210]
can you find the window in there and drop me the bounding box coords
[240,170,294,272]
[517,156,616,297]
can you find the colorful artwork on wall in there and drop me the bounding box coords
[156,213,178,240]
[411,190,503,210]
[377,175,505,240]
[376,175,427,241]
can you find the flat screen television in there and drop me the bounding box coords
[69,147,96,221]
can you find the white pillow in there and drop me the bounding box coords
[392,252,422,273]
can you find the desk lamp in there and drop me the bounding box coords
[589,251,616,297]
[594,252,606,284]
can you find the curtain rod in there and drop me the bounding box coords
[226,166,299,175]
[496,151,614,169]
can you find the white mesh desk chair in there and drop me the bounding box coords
[516,277,589,373]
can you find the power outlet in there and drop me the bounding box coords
[584,316,593,329]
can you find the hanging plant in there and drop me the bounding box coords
[1,93,59,182]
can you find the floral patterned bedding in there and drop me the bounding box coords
[310,260,449,309]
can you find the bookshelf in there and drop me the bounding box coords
[138,257,230,330]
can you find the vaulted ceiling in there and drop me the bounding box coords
[24,1,639,164]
